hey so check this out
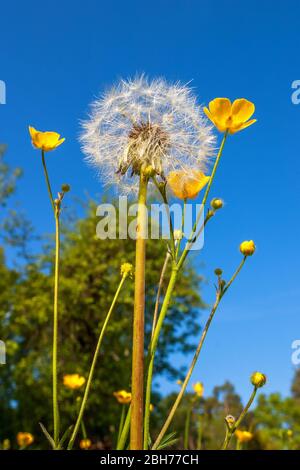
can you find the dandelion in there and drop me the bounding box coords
[240,240,256,256]
[204,98,256,134]
[63,374,86,390]
[28,126,65,152]
[17,432,34,448]
[167,169,210,200]
[80,76,216,195]
[113,390,132,404]
[193,382,204,398]
[79,439,92,450]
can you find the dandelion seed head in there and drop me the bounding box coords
[80,76,216,195]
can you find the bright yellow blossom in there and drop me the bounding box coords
[113,390,132,404]
[120,262,134,278]
[240,240,256,256]
[29,126,65,152]
[250,371,267,388]
[167,170,210,200]
[193,382,204,398]
[204,98,256,134]
[235,429,254,443]
[63,374,86,390]
[17,432,34,447]
[80,438,92,450]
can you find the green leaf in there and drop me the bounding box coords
[156,432,178,450]
[39,422,56,450]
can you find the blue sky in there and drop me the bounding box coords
[1,0,300,404]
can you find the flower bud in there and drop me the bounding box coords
[173,229,183,241]
[240,240,256,256]
[250,371,266,388]
[225,415,236,428]
[214,268,223,277]
[120,262,134,278]
[61,183,71,193]
[211,198,224,210]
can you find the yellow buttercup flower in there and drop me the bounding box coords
[29,126,65,152]
[120,262,134,278]
[63,374,86,390]
[240,240,256,256]
[235,429,254,443]
[80,438,92,450]
[250,371,267,388]
[204,98,256,134]
[167,170,210,200]
[113,390,132,404]
[193,382,204,398]
[16,432,34,448]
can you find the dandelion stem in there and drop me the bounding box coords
[152,257,247,450]
[221,386,257,450]
[130,171,148,450]
[68,273,128,450]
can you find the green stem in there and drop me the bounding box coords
[117,405,126,446]
[221,387,257,450]
[41,151,60,446]
[117,406,131,450]
[184,403,192,449]
[130,172,148,450]
[143,266,178,449]
[53,212,60,445]
[42,150,55,213]
[67,273,128,450]
[177,131,228,271]
[197,410,203,450]
[152,258,247,450]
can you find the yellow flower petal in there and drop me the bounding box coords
[168,170,209,200]
[209,98,232,124]
[229,119,257,134]
[231,99,255,123]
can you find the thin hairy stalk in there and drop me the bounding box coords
[144,134,229,449]
[184,403,192,449]
[53,211,60,445]
[42,150,55,212]
[175,198,186,259]
[68,273,128,450]
[117,406,131,450]
[177,131,228,271]
[152,258,247,450]
[152,177,176,259]
[130,172,149,450]
[151,251,171,340]
[41,151,60,445]
[221,386,257,450]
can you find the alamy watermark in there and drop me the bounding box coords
[291,80,300,104]
[95,198,205,251]
[291,340,300,365]
[0,80,6,104]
